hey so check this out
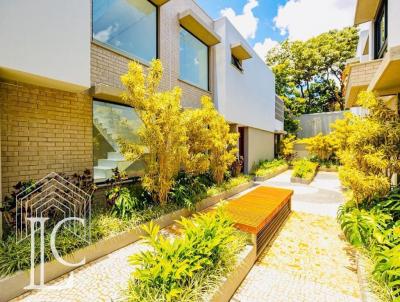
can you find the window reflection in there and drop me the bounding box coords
[93,100,145,182]
[92,0,157,62]
[180,28,209,90]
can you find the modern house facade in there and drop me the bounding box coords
[0,0,282,204]
[344,0,400,111]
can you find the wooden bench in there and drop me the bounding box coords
[226,186,293,255]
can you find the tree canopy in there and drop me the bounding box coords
[267,27,359,134]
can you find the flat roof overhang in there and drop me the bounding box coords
[231,42,252,60]
[354,0,380,25]
[0,66,89,93]
[368,46,400,95]
[91,83,124,102]
[179,9,221,46]
[149,0,169,6]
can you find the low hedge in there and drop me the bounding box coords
[292,159,319,181]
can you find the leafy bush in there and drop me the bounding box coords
[254,159,287,177]
[338,185,400,300]
[331,92,400,204]
[300,133,338,162]
[126,210,248,302]
[292,159,318,180]
[280,134,296,162]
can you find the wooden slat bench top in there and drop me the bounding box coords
[226,186,293,234]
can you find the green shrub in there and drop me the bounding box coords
[254,159,287,177]
[292,159,318,180]
[126,210,248,302]
[338,207,391,248]
[338,185,400,300]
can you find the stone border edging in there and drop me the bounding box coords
[210,245,256,302]
[319,167,339,172]
[0,180,255,302]
[356,252,380,302]
[254,165,289,182]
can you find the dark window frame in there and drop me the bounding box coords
[179,26,210,91]
[374,0,388,59]
[231,54,244,72]
[91,0,159,62]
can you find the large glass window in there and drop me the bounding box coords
[93,100,145,182]
[180,27,209,90]
[374,0,387,59]
[92,0,157,62]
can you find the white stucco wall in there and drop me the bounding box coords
[388,0,400,48]
[0,0,91,89]
[214,18,277,133]
[244,127,275,173]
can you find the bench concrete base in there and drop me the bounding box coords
[254,165,289,182]
[210,245,256,302]
[0,181,254,302]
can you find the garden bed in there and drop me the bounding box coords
[290,175,316,185]
[254,164,289,182]
[209,245,256,302]
[0,180,254,302]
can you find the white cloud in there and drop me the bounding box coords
[221,0,259,39]
[274,0,356,41]
[254,38,279,60]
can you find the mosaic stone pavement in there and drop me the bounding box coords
[231,212,361,302]
[12,171,361,302]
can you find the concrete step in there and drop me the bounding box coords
[108,152,125,161]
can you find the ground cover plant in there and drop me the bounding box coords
[291,158,318,180]
[338,188,400,301]
[254,158,288,177]
[126,210,249,302]
[335,92,400,301]
[0,172,250,278]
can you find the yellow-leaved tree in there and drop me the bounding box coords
[331,91,400,204]
[120,60,188,205]
[183,97,238,184]
[300,133,338,162]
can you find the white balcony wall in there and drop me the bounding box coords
[214,18,278,132]
[0,0,91,91]
[388,0,400,48]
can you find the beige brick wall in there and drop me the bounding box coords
[91,0,214,108]
[0,80,93,195]
[348,60,383,87]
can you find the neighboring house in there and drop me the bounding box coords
[0,0,282,203]
[214,18,284,173]
[344,0,400,112]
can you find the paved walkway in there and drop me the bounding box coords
[13,171,360,302]
[231,171,361,302]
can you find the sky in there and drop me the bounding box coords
[196,0,357,60]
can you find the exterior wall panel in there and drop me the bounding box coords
[0,81,93,195]
[0,0,91,90]
[245,127,274,173]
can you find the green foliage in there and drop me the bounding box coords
[126,210,248,302]
[332,92,400,204]
[280,134,296,162]
[338,185,400,300]
[338,208,391,247]
[300,133,338,162]
[292,159,318,180]
[254,159,288,177]
[120,60,238,203]
[110,187,141,219]
[267,27,358,134]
